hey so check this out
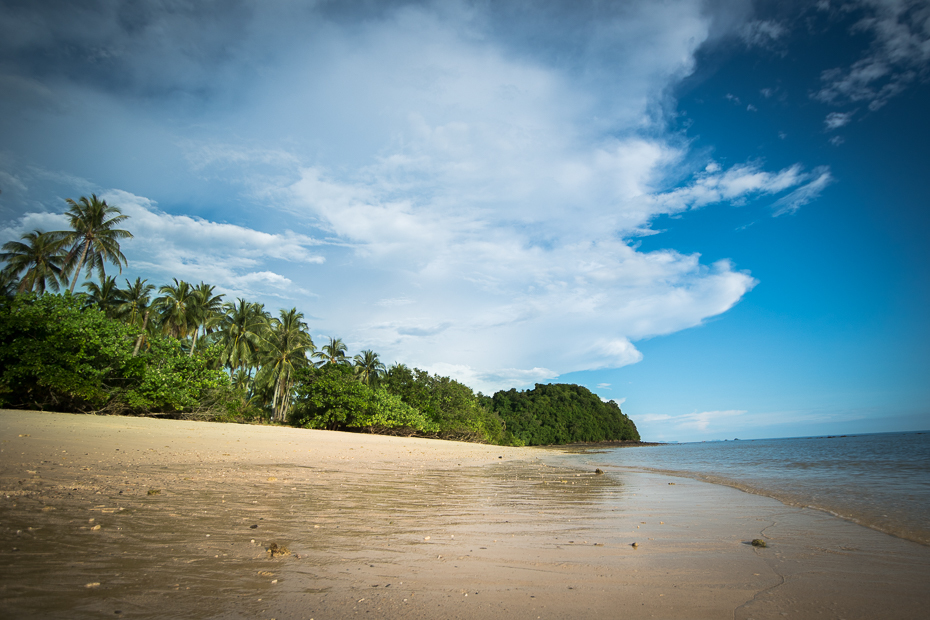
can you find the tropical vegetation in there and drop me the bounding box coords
[0,195,639,445]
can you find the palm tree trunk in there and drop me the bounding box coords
[189,328,199,357]
[68,241,90,294]
[133,310,150,357]
[271,377,282,422]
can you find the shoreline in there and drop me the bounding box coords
[3,410,929,619]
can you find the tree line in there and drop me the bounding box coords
[0,195,639,445]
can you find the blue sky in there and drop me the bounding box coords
[1,0,927,441]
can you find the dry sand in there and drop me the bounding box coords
[2,409,928,619]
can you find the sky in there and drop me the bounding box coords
[1,0,928,442]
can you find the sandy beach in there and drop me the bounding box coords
[2,410,929,619]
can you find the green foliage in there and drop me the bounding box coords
[0,293,141,410]
[56,194,132,293]
[490,383,640,445]
[117,340,230,413]
[0,293,229,415]
[352,388,437,434]
[381,364,505,442]
[289,365,437,434]
[0,230,67,294]
[289,365,371,430]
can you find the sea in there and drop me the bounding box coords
[566,431,930,546]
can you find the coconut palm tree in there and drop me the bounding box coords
[255,308,315,422]
[53,194,133,293]
[154,278,196,340]
[217,298,270,374]
[0,230,67,294]
[187,282,225,357]
[0,269,17,297]
[116,277,155,327]
[115,277,156,356]
[353,349,386,386]
[313,336,349,367]
[82,275,121,318]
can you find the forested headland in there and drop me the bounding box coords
[0,195,639,446]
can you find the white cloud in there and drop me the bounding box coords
[739,20,787,48]
[824,110,855,129]
[633,409,747,433]
[648,162,830,217]
[771,168,833,216]
[0,1,838,394]
[1,186,324,301]
[815,0,930,110]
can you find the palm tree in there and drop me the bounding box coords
[82,275,121,318]
[115,277,156,356]
[154,278,196,340]
[0,230,67,294]
[187,282,225,357]
[53,194,133,293]
[116,277,155,327]
[313,336,349,367]
[0,269,16,297]
[218,298,270,374]
[255,308,315,422]
[353,349,386,386]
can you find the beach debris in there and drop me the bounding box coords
[86,582,101,588]
[91,524,101,531]
[751,539,768,548]
[250,524,258,529]
[668,482,675,485]
[147,489,160,495]
[424,536,430,541]
[267,477,277,482]
[267,542,290,557]
[631,542,639,548]
[595,469,604,475]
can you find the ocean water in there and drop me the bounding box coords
[568,431,930,546]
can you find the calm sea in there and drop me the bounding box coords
[566,431,930,546]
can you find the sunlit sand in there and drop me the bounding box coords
[2,410,928,619]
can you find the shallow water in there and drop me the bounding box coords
[560,431,930,545]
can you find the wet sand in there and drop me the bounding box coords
[2,410,929,619]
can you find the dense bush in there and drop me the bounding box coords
[0,293,230,414]
[381,365,505,442]
[289,365,436,434]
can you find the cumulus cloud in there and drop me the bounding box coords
[0,1,836,393]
